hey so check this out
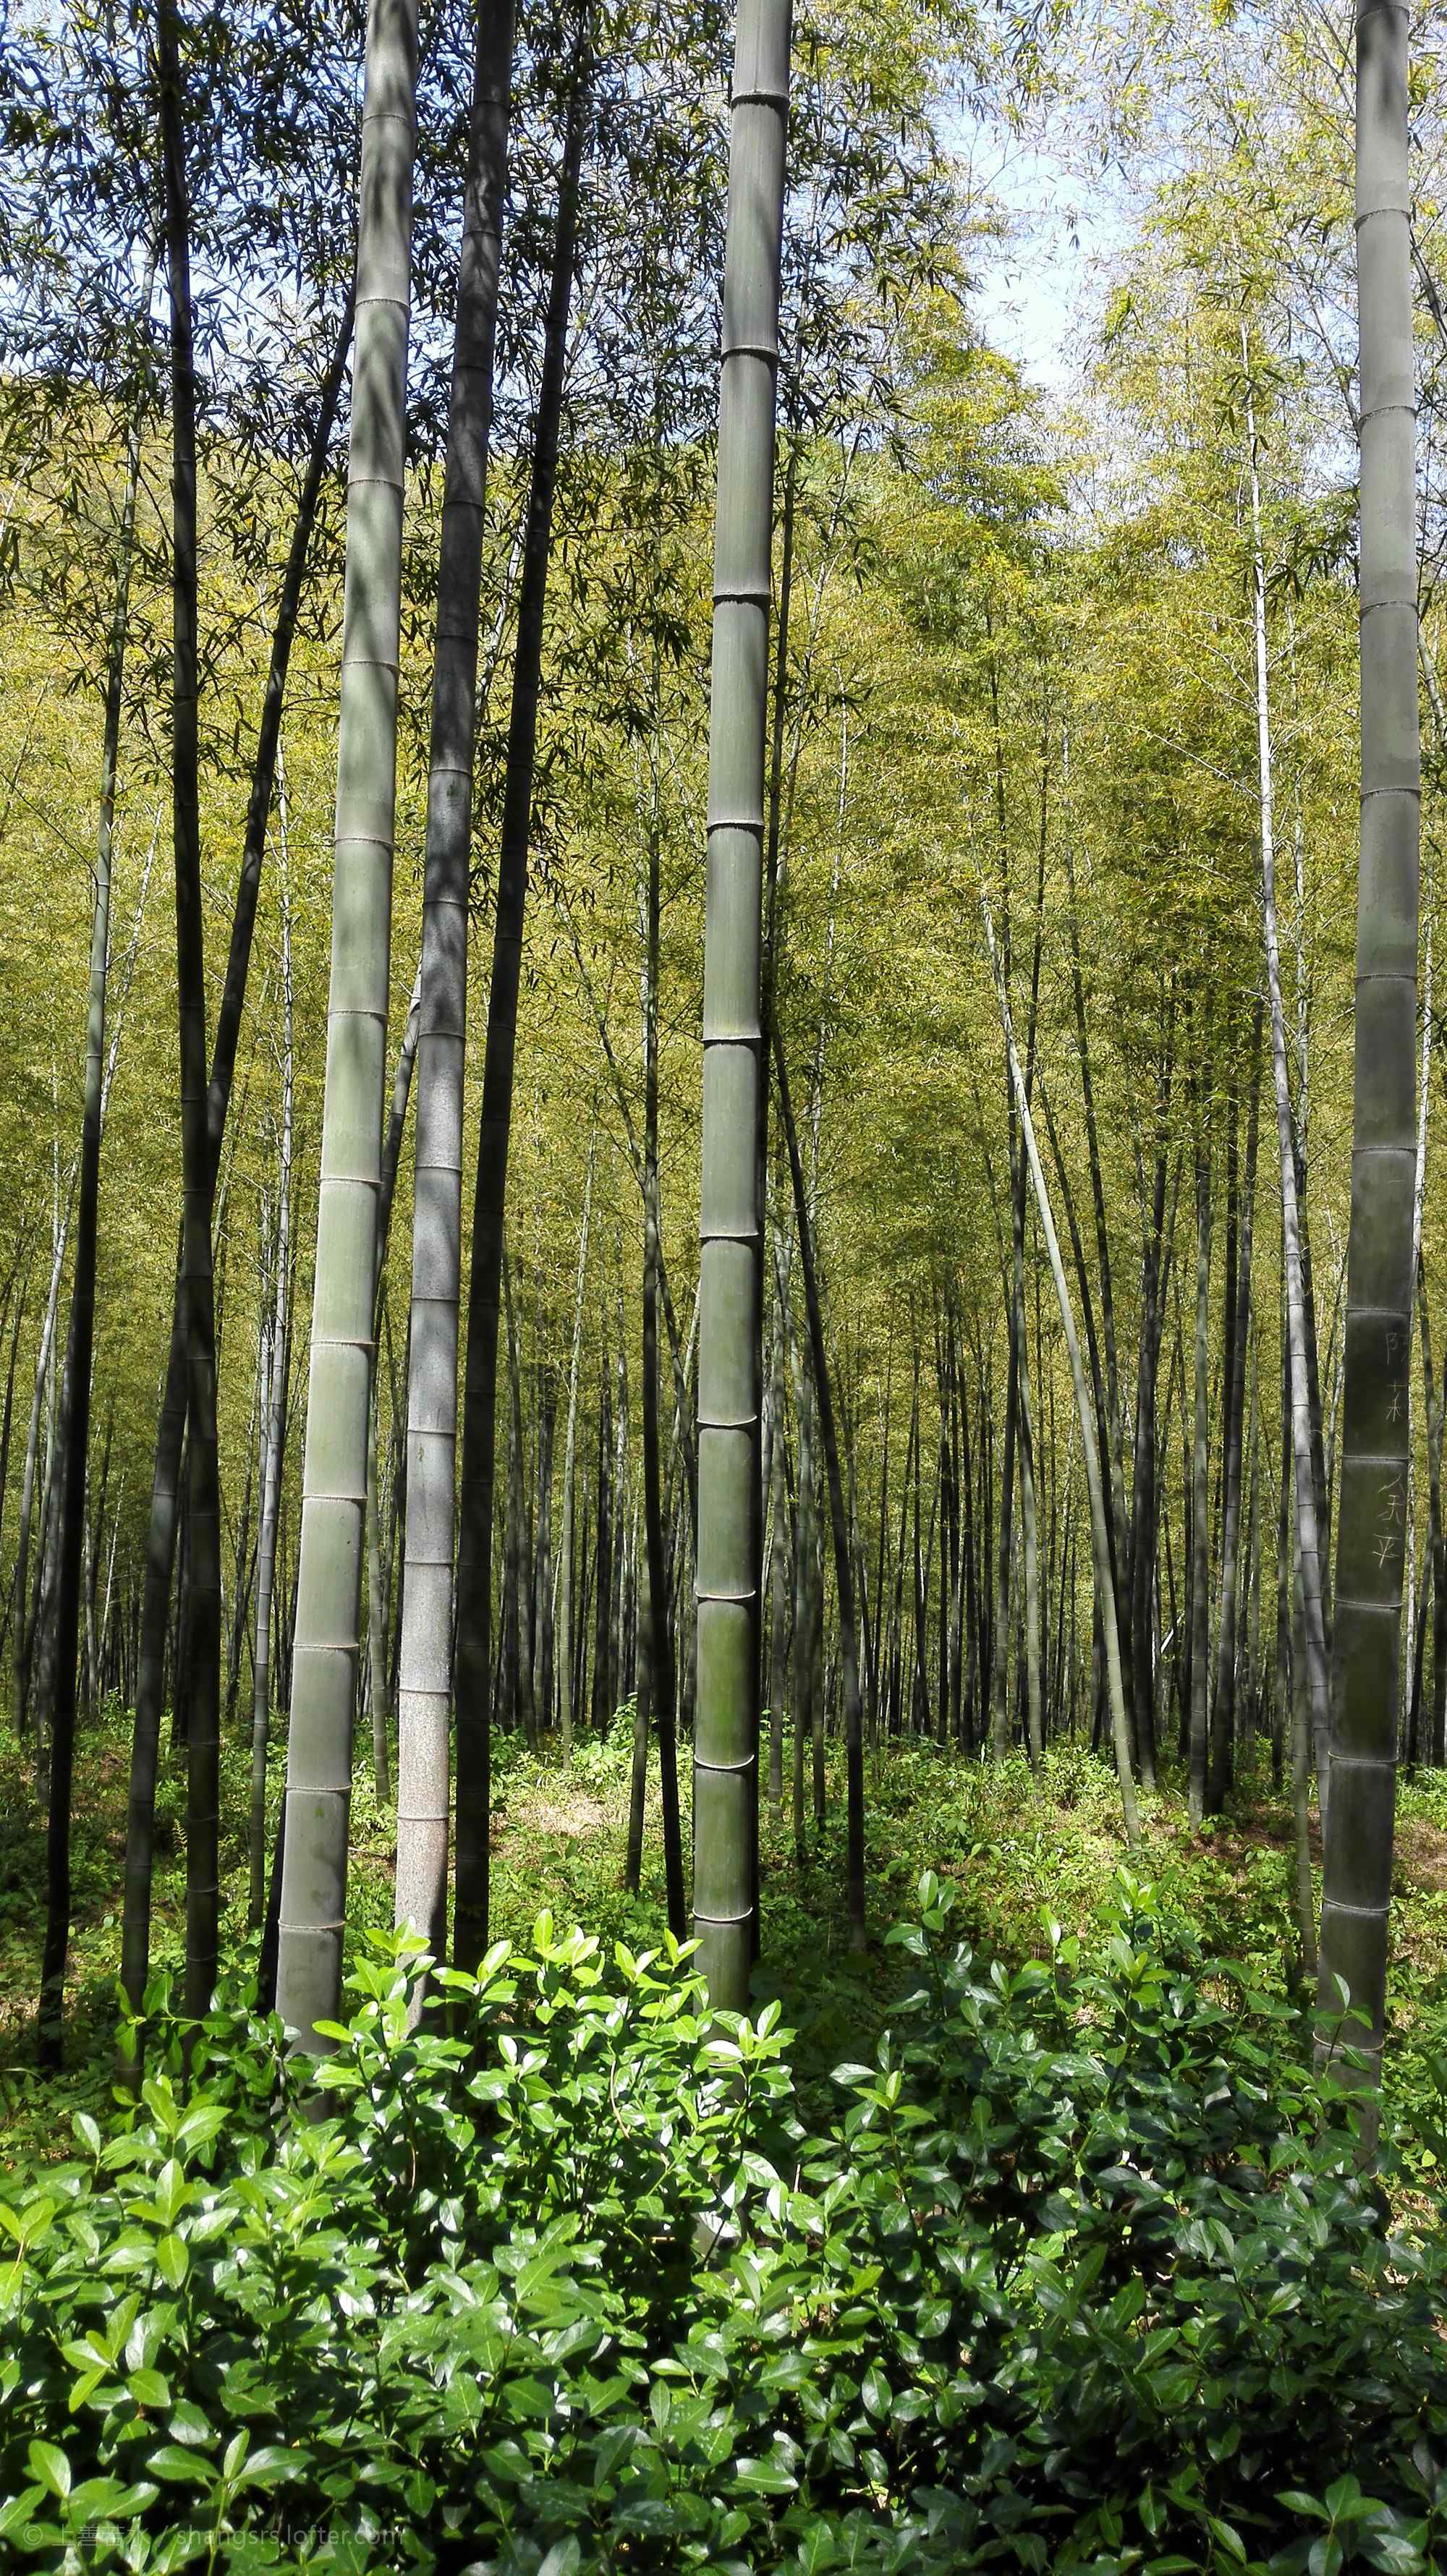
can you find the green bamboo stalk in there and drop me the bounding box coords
[693,0,792,2012]
[1317,0,1420,2119]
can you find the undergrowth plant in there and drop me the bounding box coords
[1,1876,1445,2572]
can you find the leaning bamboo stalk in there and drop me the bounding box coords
[980,890,1140,1850]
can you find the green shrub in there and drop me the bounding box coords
[1,1879,1443,2572]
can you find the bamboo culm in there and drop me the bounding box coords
[692,0,792,2009]
[1317,0,1420,2125]
[275,0,420,2053]
[394,0,514,1965]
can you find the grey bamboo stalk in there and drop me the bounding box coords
[614,1328,629,1711]
[1244,1340,1262,1738]
[532,1364,556,1738]
[504,1250,535,1743]
[358,964,421,1807]
[640,598,687,1935]
[591,1345,614,1729]
[248,856,293,1929]
[31,1335,69,1744]
[451,45,588,1970]
[1018,1344,1043,1764]
[1063,809,1129,1625]
[365,961,423,1801]
[226,1338,261,1733]
[1188,1127,1212,1829]
[1317,0,1420,2112]
[276,0,420,2052]
[393,0,513,1957]
[1419,1265,1446,1765]
[12,1161,75,1733]
[625,1527,652,1893]
[99,1474,123,1706]
[1399,911,1430,1752]
[767,1240,789,1820]
[558,885,697,1495]
[980,890,1140,1849]
[37,284,150,2065]
[791,1306,815,1776]
[693,0,792,2010]
[555,1133,595,1769]
[773,1025,865,1940]
[1210,1014,1263,1812]
[363,1356,391,1795]
[1280,1242,1317,1965]
[0,1263,31,1668]
[990,881,1045,1761]
[1131,1108,1171,1769]
[786,1327,808,1850]
[1245,334,1333,1833]
[81,1408,109,1720]
[990,1198,1023,1758]
[122,280,355,2018]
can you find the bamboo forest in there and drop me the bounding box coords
[7,0,1447,2562]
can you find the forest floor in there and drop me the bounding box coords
[5,1701,1447,2182]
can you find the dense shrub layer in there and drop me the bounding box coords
[1,1876,1445,2572]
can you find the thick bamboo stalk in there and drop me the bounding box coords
[122,279,355,2018]
[692,0,792,2010]
[276,0,420,2052]
[1318,0,1420,2117]
[394,0,513,1958]
[451,46,588,1968]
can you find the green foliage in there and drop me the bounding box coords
[1,1880,1445,2572]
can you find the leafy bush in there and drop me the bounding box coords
[1,1879,1444,2572]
